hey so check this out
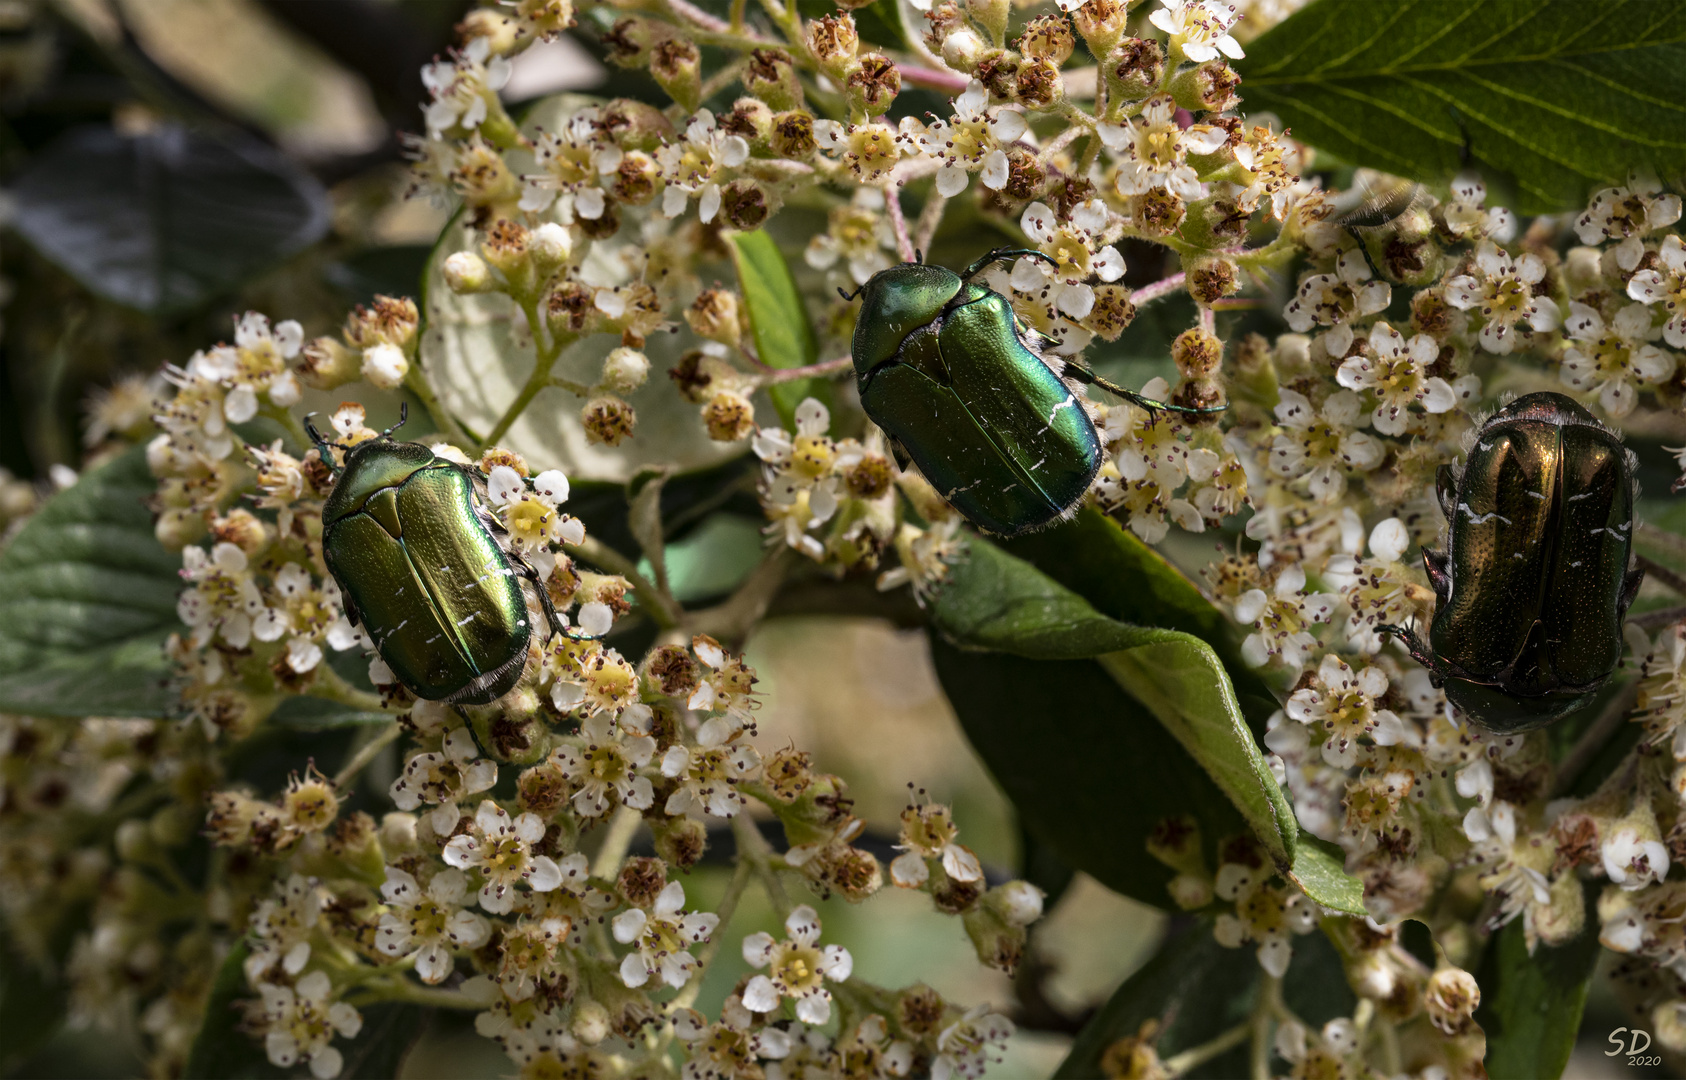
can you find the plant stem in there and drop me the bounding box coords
[592,805,644,879]
[403,362,473,448]
[1634,604,1686,630]
[1249,974,1282,1080]
[687,545,793,647]
[568,535,684,629]
[750,355,854,386]
[1637,553,1686,597]
[334,721,401,788]
[913,191,948,257]
[1551,677,1640,797]
[312,664,391,714]
[732,812,791,917]
[1131,272,1187,306]
[1164,1021,1250,1077]
[481,299,573,451]
[899,64,970,93]
[670,856,754,1012]
[260,403,312,450]
[885,183,915,263]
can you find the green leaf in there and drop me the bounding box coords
[1287,834,1367,916]
[10,125,330,313]
[1474,882,1603,1080]
[0,445,180,717]
[1236,0,1686,213]
[183,942,284,1080]
[1054,919,1256,1080]
[0,937,70,1074]
[268,696,394,730]
[420,95,747,482]
[1003,508,1281,728]
[730,229,821,426]
[930,539,1296,901]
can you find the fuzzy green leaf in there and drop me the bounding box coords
[1236,0,1686,213]
[1288,835,1368,916]
[730,229,821,425]
[1054,919,1255,1080]
[0,445,180,717]
[10,125,329,314]
[931,539,1296,900]
[1474,881,1602,1080]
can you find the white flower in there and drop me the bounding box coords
[1286,653,1398,767]
[660,719,761,817]
[552,713,656,817]
[1444,240,1559,353]
[612,880,719,989]
[1575,171,1683,249]
[1268,388,1383,503]
[1284,249,1391,333]
[376,866,492,983]
[656,110,750,221]
[1149,0,1244,62]
[1235,563,1340,670]
[911,81,1026,197]
[246,874,322,984]
[441,800,565,913]
[259,971,362,1080]
[388,725,498,834]
[932,1005,1013,1080]
[1559,299,1675,418]
[486,465,582,557]
[889,800,982,888]
[1626,234,1686,348]
[1336,322,1456,435]
[1603,825,1670,890]
[741,905,854,1024]
[176,542,272,649]
[1103,94,1225,202]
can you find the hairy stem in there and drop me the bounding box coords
[1131,272,1187,306]
[334,721,402,788]
[885,183,915,263]
[670,856,754,1012]
[1250,974,1282,1080]
[482,299,574,451]
[402,362,473,448]
[568,535,684,630]
[1164,1021,1250,1077]
[592,805,644,879]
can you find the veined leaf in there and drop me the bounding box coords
[0,445,180,717]
[1474,880,1601,1080]
[10,125,329,314]
[730,229,822,426]
[1288,835,1367,916]
[1237,0,1686,212]
[930,539,1298,900]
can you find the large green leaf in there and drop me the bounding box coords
[930,539,1297,901]
[1054,920,1255,1080]
[420,95,749,481]
[1003,508,1281,728]
[1288,835,1367,916]
[1474,882,1602,1080]
[9,125,329,314]
[730,229,821,425]
[0,935,70,1074]
[1236,0,1686,213]
[0,445,180,717]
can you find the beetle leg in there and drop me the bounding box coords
[505,550,569,642]
[1059,361,1228,416]
[961,247,1057,280]
[1377,621,1436,671]
[1620,565,1645,617]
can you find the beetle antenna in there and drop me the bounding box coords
[914,248,923,264]
[837,285,863,302]
[381,402,409,439]
[961,247,1057,281]
[302,413,342,464]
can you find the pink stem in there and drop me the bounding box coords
[667,0,734,33]
[756,355,855,384]
[885,183,915,263]
[1130,272,1186,305]
[898,64,970,93]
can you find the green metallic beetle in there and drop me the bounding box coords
[1381,392,1644,732]
[307,409,563,704]
[846,248,1221,537]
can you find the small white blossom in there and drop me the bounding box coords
[742,905,854,1024]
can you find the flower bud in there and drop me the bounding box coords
[1012,59,1061,111]
[720,98,775,147]
[962,904,1025,973]
[941,28,989,71]
[1019,16,1074,63]
[1167,872,1213,909]
[703,391,757,441]
[1107,37,1164,104]
[362,343,409,390]
[846,54,900,117]
[651,813,708,868]
[743,47,804,109]
[572,1000,611,1046]
[964,0,1009,45]
[1424,966,1480,1034]
[1171,59,1242,114]
[530,222,572,272]
[1133,186,1187,236]
[481,219,533,293]
[600,347,650,394]
[1084,284,1137,342]
[210,508,268,557]
[443,250,495,294]
[686,290,743,346]
[1187,258,1240,306]
[618,856,668,908]
[650,39,702,111]
[380,811,418,853]
[771,110,818,160]
[807,15,859,74]
[601,17,667,67]
[581,395,636,445]
[155,507,206,550]
[721,179,773,230]
[762,746,814,802]
[986,880,1045,927]
[1072,0,1129,59]
[1172,327,1224,378]
[459,9,521,55]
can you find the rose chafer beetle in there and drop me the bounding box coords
[307,408,565,704]
[845,248,1224,537]
[1382,392,1644,732]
